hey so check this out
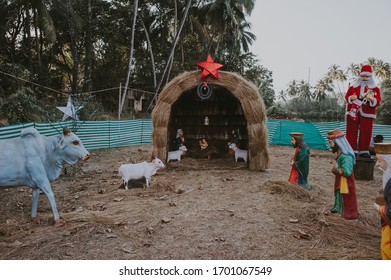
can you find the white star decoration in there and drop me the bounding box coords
[56,96,83,121]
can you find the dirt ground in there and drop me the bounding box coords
[0,144,383,260]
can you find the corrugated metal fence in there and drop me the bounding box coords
[1,119,391,151]
[0,119,153,150]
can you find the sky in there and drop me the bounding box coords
[249,0,391,93]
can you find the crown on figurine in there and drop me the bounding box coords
[327,128,345,140]
[290,132,304,139]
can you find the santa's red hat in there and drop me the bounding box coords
[360,65,372,76]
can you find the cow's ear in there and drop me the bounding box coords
[59,137,66,149]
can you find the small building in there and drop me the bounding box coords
[151,70,270,171]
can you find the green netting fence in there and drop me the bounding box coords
[1,119,391,151]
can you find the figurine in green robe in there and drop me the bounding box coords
[288,132,312,191]
[327,128,358,220]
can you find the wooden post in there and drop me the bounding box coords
[354,157,376,181]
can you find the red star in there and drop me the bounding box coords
[196,54,224,80]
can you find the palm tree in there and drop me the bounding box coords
[297,80,313,100]
[313,78,333,101]
[326,64,347,100]
[277,90,287,102]
[365,57,377,68]
[286,80,298,98]
[372,59,391,83]
[347,63,360,78]
[234,20,256,53]
[195,0,255,55]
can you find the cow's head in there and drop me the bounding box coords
[59,127,90,164]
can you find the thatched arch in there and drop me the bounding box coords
[152,70,270,171]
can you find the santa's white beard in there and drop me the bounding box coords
[359,81,369,97]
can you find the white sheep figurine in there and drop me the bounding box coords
[118,157,165,190]
[167,145,187,162]
[228,143,248,163]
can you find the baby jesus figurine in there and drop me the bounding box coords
[199,138,208,150]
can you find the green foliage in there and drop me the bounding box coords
[241,54,275,108]
[0,63,31,95]
[0,88,45,123]
[280,96,345,121]
[378,79,391,124]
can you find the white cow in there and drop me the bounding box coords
[0,127,90,227]
[118,158,165,190]
[228,143,248,163]
[167,145,187,162]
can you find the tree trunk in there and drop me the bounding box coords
[138,15,156,90]
[33,8,42,69]
[83,0,93,93]
[66,0,79,95]
[25,3,33,73]
[148,0,192,110]
[119,0,139,119]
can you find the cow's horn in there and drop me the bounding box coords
[63,127,71,136]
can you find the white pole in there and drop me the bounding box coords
[118,83,122,120]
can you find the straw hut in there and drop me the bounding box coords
[152,70,270,171]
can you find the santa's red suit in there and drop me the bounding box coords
[345,65,381,157]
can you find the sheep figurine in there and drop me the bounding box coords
[167,145,187,162]
[228,143,248,163]
[118,157,165,190]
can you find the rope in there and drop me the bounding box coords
[0,69,64,95]
[0,69,156,96]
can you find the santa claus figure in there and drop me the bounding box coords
[345,64,381,158]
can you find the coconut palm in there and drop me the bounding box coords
[195,0,255,55]
[373,59,391,83]
[347,63,360,78]
[277,90,287,102]
[313,78,333,101]
[297,80,313,100]
[286,80,298,98]
[326,64,347,100]
[365,57,377,68]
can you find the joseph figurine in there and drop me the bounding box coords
[288,132,312,190]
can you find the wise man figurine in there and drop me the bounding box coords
[327,128,358,219]
[288,132,312,191]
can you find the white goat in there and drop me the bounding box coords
[228,143,248,163]
[118,158,165,190]
[167,145,187,162]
